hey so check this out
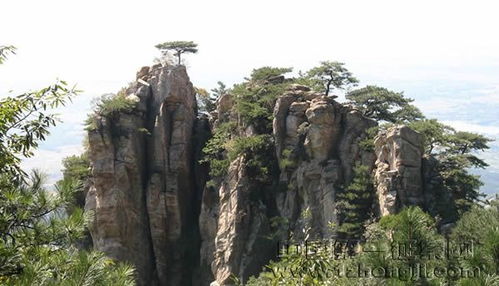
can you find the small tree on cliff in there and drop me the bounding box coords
[346,85,424,123]
[408,118,493,215]
[155,41,198,65]
[304,61,358,96]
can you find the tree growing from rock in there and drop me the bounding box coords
[195,81,227,114]
[408,119,455,154]
[250,66,292,82]
[304,61,358,96]
[195,87,215,113]
[346,85,424,123]
[408,118,493,214]
[211,81,227,99]
[155,41,198,65]
[247,205,499,285]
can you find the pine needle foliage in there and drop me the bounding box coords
[0,46,135,285]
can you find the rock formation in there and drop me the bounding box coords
[272,85,377,238]
[204,156,274,285]
[373,125,424,216]
[85,66,430,285]
[86,64,201,285]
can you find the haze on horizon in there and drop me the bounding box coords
[1,0,498,194]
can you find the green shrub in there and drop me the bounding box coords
[358,126,379,152]
[200,122,236,177]
[232,67,293,133]
[246,207,447,286]
[85,89,137,130]
[61,154,90,182]
[95,91,137,116]
[59,153,91,213]
[336,164,374,238]
[249,66,292,82]
[226,134,274,180]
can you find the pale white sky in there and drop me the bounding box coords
[2,0,499,92]
[1,0,499,192]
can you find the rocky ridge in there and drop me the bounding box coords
[85,65,431,285]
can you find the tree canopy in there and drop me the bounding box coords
[408,119,455,154]
[250,66,292,82]
[246,205,499,285]
[304,61,358,96]
[346,85,424,123]
[155,41,198,65]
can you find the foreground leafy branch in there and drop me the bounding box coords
[0,46,135,285]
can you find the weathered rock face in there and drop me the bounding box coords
[373,125,424,216]
[272,85,377,238]
[86,68,429,286]
[198,85,380,285]
[86,110,155,285]
[207,157,274,285]
[86,64,199,285]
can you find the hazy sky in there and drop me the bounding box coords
[1,0,499,193]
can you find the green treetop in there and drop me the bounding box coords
[408,119,455,154]
[304,61,358,96]
[448,131,492,155]
[346,85,424,123]
[155,41,198,65]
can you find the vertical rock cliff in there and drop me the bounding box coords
[373,126,424,216]
[85,65,431,286]
[272,85,377,238]
[86,64,201,285]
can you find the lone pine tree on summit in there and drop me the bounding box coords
[305,61,358,96]
[155,41,198,65]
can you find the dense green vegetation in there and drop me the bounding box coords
[197,60,495,284]
[57,153,94,250]
[0,46,134,285]
[335,164,375,239]
[201,122,237,178]
[84,87,138,131]
[232,67,293,133]
[4,36,495,284]
[227,134,275,183]
[246,205,499,285]
[201,66,295,179]
[407,121,492,217]
[346,85,424,123]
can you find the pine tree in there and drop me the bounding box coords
[155,41,198,65]
[346,85,424,123]
[0,46,135,285]
[305,61,358,96]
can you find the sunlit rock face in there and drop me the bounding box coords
[374,125,424,216]
[272,85,377,239]
[86,68,428,286]
[86,64,200,285]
